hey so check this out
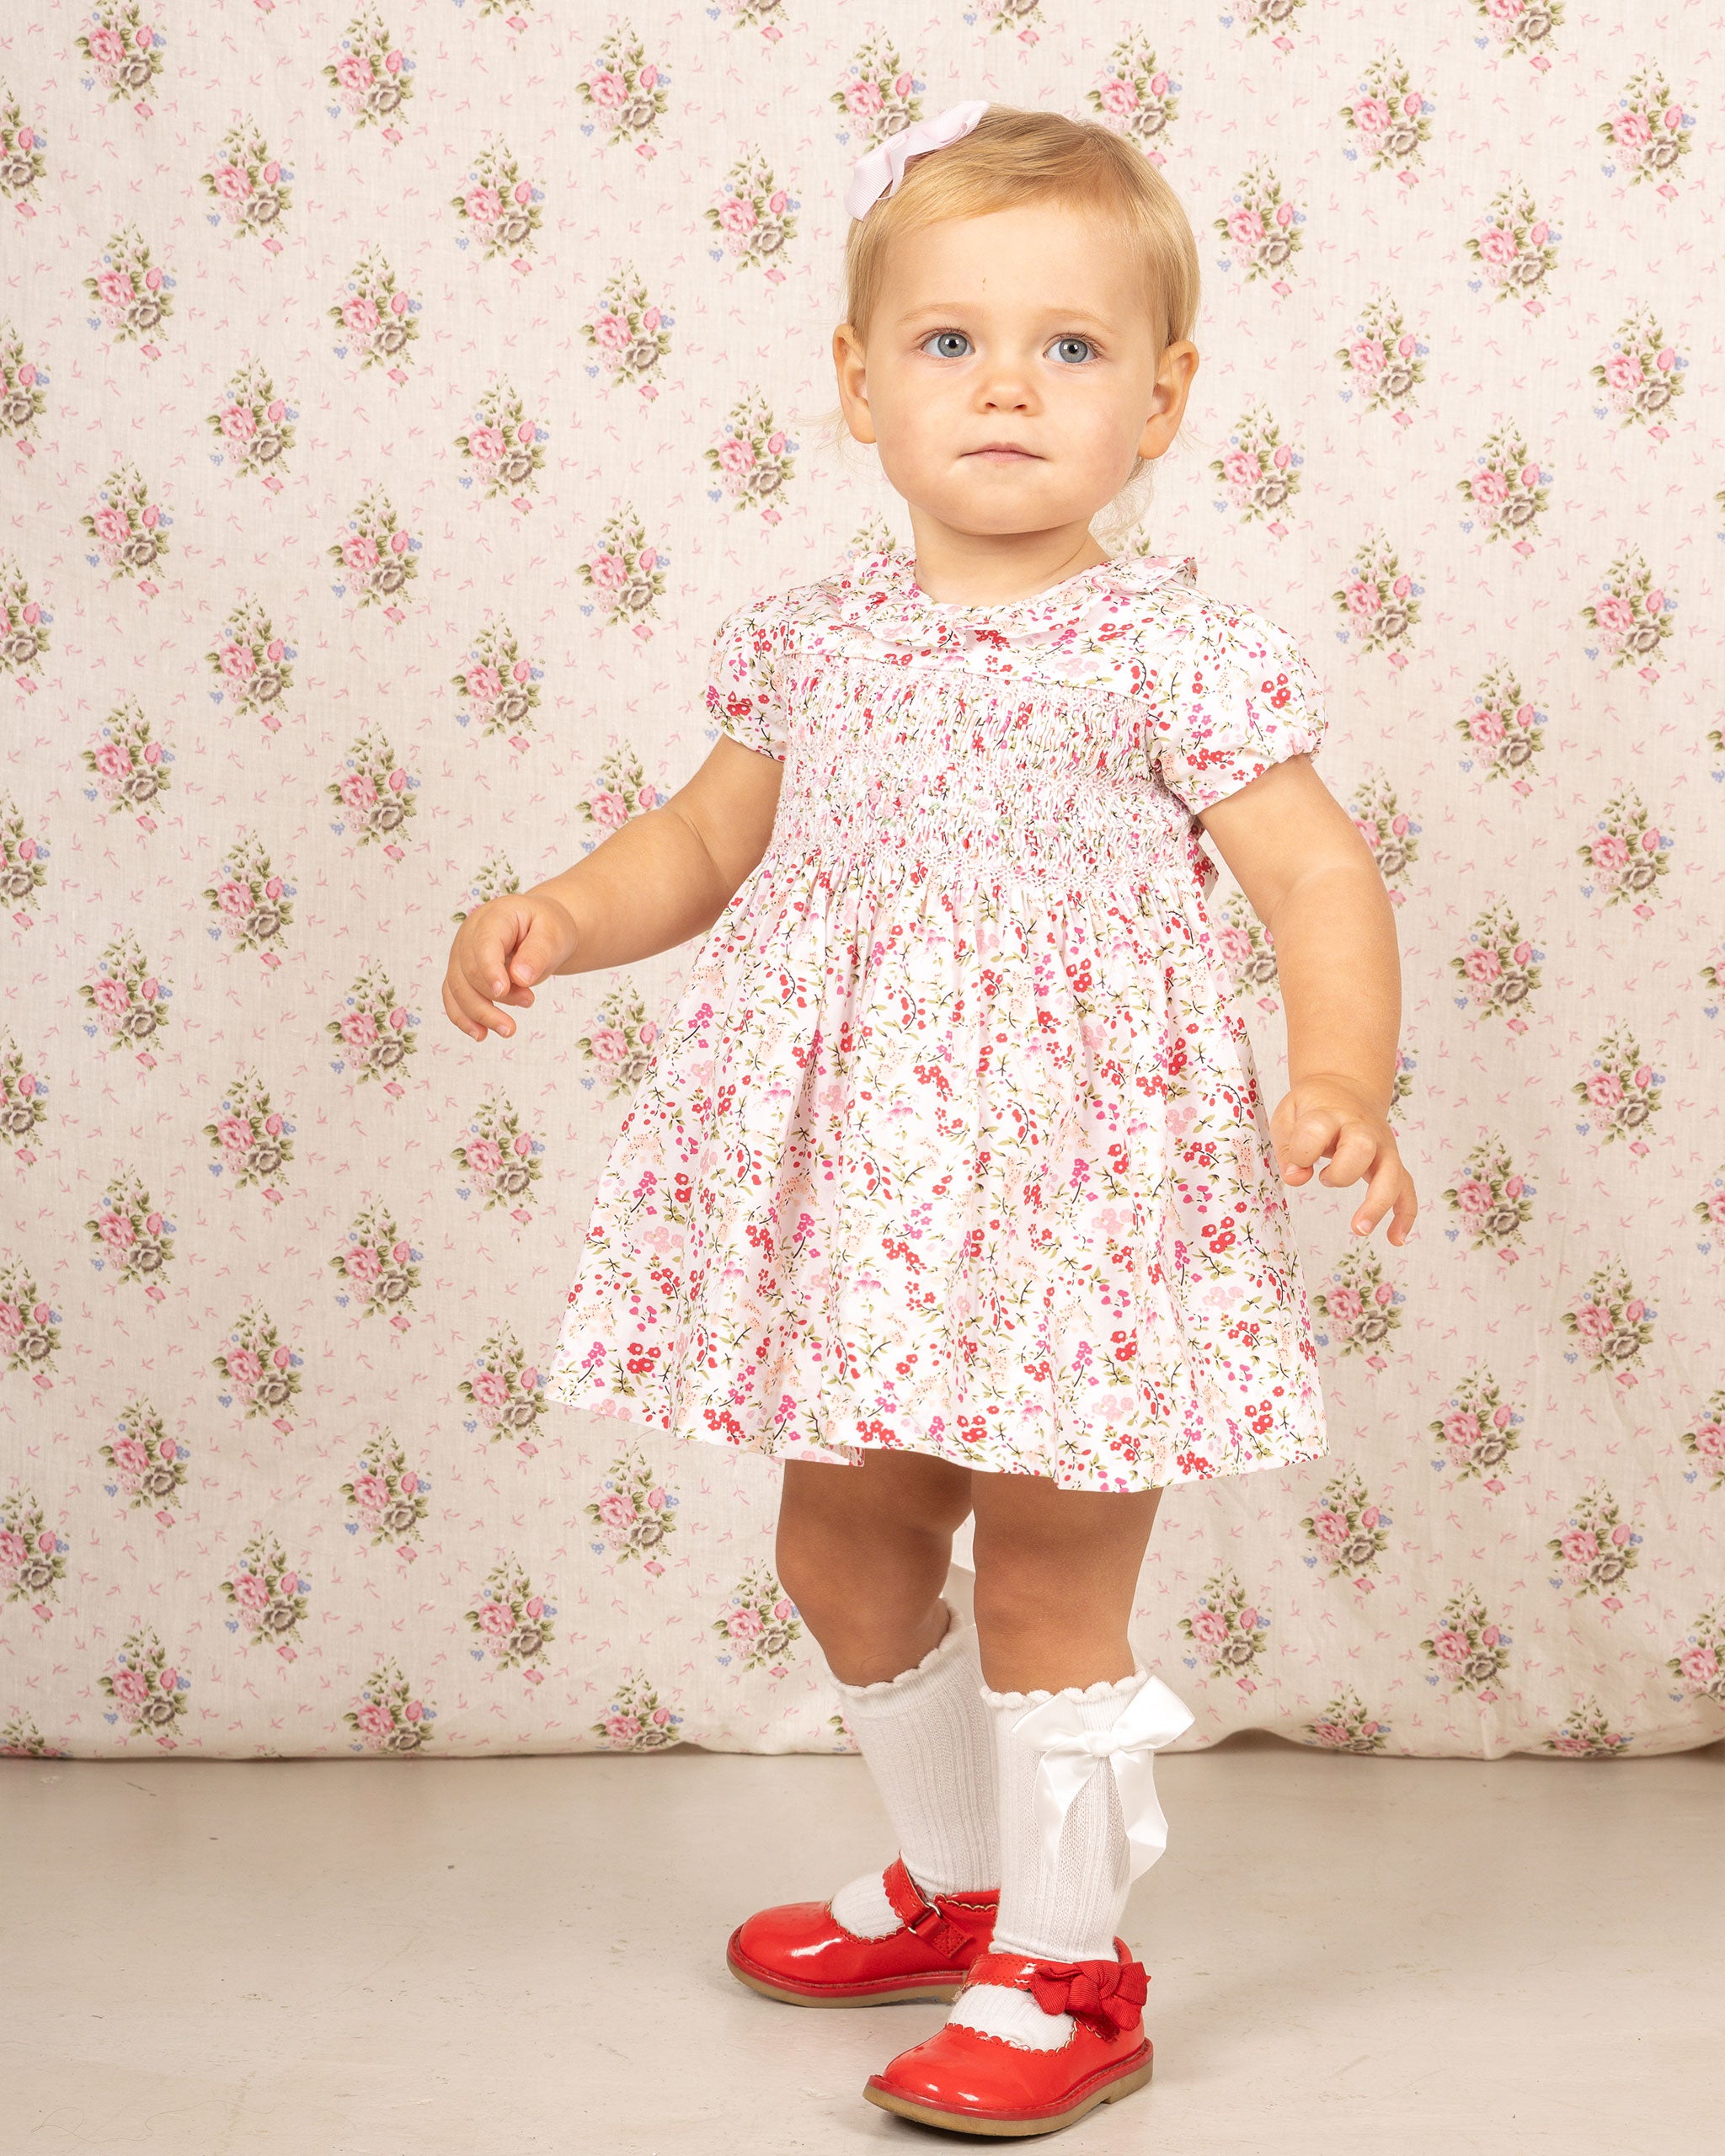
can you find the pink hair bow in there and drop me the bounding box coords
[844,99,990,221]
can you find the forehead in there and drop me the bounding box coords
[879,200,1140,320]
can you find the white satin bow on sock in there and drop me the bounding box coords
[1007,1673,1195,1883]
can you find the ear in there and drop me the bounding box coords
[832,323,876,446]
[1137,341,1199,460]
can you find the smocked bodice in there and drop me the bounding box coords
[704,547,1330,900]
[772,655,1194,889]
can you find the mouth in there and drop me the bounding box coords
[963,443,1041,461]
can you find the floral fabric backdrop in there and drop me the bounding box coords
[2,1,1722,1765]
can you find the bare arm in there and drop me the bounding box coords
[537,734,783,972]
[1199,754,1418,1245]
[442,735,783,1041]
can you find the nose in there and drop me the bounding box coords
[975,352,1038,414]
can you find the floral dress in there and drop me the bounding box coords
[544,547,1333,1493]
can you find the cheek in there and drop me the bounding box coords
[1065,386,1150,472]
[872,378,959,466]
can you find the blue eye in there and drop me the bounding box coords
[922,330,972,359]
[1049,336,1095,366]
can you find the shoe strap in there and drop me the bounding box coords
[963,1947,1149,2036]
[881,1856,980,1962]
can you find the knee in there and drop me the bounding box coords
[774,1501,868,1636]
[969,1551,1055,1651]
[969,1502,1114,1645]
[772,1518,844,1622]
[775,1501,943,1617]
[969,1487,1157,1649]
[969,1504,1152,1692]
[774,1482,960,1666]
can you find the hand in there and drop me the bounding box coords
[442,892,579,1042]
[1269,1075,1418,1246]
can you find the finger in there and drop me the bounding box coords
[1321,1124,1380,1187]
[446,969,515,1040]
[441,979,481,1041]
[1350,1147,1405,1235]
[1386,1172,1419,1246]
[508,907,572,990]
[1268,1103,1311,1172]
[1268,1099,1304,1180]
[464,915,520,1003]
[456,942,523,1030]
[441,977,497,1043]
[1280,1108,1343,1173]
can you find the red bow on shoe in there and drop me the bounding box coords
[1027,1956,1149,2035]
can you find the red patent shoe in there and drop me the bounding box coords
[863,1943,1153,2136]
[726,1856,998,2007]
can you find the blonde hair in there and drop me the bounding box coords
[838,104,1202,544]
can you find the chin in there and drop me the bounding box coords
[949,512,1043,538]
[939,488,1083,535]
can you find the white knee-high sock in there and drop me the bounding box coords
[948,1669,1148,2051]
[825,1602,1001,1939]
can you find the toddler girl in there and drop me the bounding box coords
[443,101,1417,2140]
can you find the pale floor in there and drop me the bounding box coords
[4,1736,1722,2156]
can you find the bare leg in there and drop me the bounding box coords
[776,1449,975,1684]
[969,1474,1162,1694]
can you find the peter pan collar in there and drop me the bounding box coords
[826,547,1198,663]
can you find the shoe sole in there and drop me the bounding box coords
[862,2050,1153,2137]
[726,1937,965,2009]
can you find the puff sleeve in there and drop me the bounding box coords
[704,600,790,761]
[1150,604,1330,816]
